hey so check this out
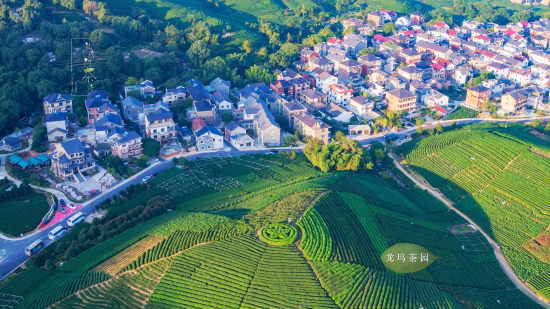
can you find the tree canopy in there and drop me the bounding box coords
[303,135,373,172]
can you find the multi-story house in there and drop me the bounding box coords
[415,41,452,59]
[210,77,231,96]
[94,114,124,143]
[121,96,143,122]
[509,69,533,86]
[241,96,281,146]
[338,59,362,84]
[124,80,155,98]
[293,112,331,144]
[423,90,449,107]
[357,54,382,76]
[341,34,367,58]
[300,48,319,63]
[46,112,69,142]
[367,11,385,29]
[482,79,504,98]
[143,101,170,115]
[299,89,328,111]
[194,100,217,124]
[327,84,355,107]
[51,138,96,183]
[486,63,510,79]
[212,91,233,115]
[43,93,73,115]
[85,93,117,125]
[531,35,548,49]
[270,79,294,98]
[162,86,186,105]
[350,96,374,116]
[398,66,423,82]
[282,101,307,127]
[386,89,417,112]
[317,72,339,94]
[466,85,491,107]
[145,111,177,146]
[308,57,333,73]
[385,77,407,91]
[109,131,142,159]
[400,49,422,65]
[342,17,364,29]
[195,126,224,151]
[410,12,425,26]
[531,63,550,78]
[224,121,254,149]
[501,90,527,114]
[370,69,390,83]
[187,79,212,102]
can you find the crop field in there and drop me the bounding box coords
[0,192,50,236]
[444,106,480,120]
[4,153,545,308]
[396,124,550,300]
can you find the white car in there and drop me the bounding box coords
[155,158,160,162]
[142,176,151,182]
[68,203,77,210]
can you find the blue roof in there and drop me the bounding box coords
[166,86,186,94]
[187,79,210,101]
[98,102,118,113]
[195,126,223,137]
[121,96,142,109]
[47,128,68,135]
[87,90,109,99]
[107,127,126,138]
[18,160,30,168]
[28,157,41,165]
[115,131,141,143]
[60,139,86,155]
[85,96,109,109]
[43,93,72,103]
[9,154,22,163]
[146,111,173,122]
[45,112,67,122]
[37,154,50,163]
[95,114,122,127]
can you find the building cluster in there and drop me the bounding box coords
[37,13,550,183]
[297,12,550,122]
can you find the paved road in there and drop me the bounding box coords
[389,154,550,308]
[0,148,298,279]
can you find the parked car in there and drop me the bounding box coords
[152,172,158,177]
[142,176,151,182]
[155,158,160,162]
[68,203,76,210]
[269,149,278,153]
[59,199,66,207]
[59,207,67,214]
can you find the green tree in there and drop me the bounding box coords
[245,65,274,84]
[284,135,294,145]
[204,56,226,77]
[31,124,47,152]
[222,111,234,123]
[357,48,378,57]
[545,122,550,132]
[241,40,253,54]
[415,117,424,134]
[382,22,397,35]
[187,40,211,67]
[532,118,540,128]
[435,121,443,133]
[142,140,161,156]
[343,26,357,35]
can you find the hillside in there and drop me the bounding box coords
[0,152,543,308]
[396,123,550,302]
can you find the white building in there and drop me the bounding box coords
[327,84,355,108]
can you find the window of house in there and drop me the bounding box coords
[207,145,211,149]
[200,140,204,144]
[201,146,205,150]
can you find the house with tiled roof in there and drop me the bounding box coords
[386,89,417,112]
[109,131,142,159]
[400,49,422,65]
[85,93,117,125]
[316,71,339,94]
[162,86,186,105]
[350,96,375,116]
[323,103,354,123]
[410,12,425,26]
[46,112,69,142]
[124,80,156,98]
[509,69,532,86]
[51,139,96,182]
[367,11,385,28]
[341,33,367,57]
[372,34,391,48]
[299,89,328,111]
[338,59,362,84]
[466,85,490,107]
[195,126,224,151]
[308,56,333,73]
[145,111,177,146]
[121,96,143,122]
[357,54,382,75]
[43,93,73,115]
[327,84,355,107]
[398,65,423,82]
[240,96,280,146]
[282,101,307,127]
[210,77,231,96]
[293,112,330,144]
[486,63,510,79]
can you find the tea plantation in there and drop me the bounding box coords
[0,151,545,308]
[397,123,550,302]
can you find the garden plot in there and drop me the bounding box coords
[453,232,492,252]
[0,293,22,309]
[157,164,242,200]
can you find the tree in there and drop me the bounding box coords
[436,121,443,133]
[343,26,357,35]
[31,124,47,152]
[284,135,294,145]
[178,157,189,166]
[204,56,226,77]
[382,22,397,35]
[374,149,385,162]
[84,1,98,15]
[142,140,160,156]
[245,65,274,84]
[545,122,550,132]
[241,40,253,54]
[222,111,234,123]
[357,48,378,57]
[126,89,143,100]
[532,118,540,128]
[415,117,424,134]
[303,135,373,172]
[187,40,211,67]
[44,259,56,270]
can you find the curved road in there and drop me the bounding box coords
[0,148,297,279]
[389,153,550,308]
